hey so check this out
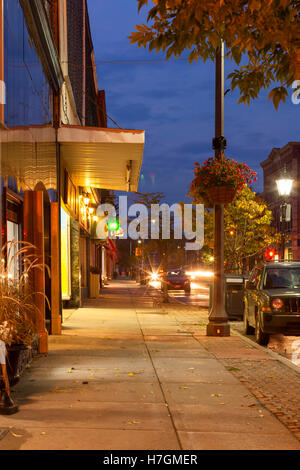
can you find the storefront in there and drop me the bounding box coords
[0,1,145,356]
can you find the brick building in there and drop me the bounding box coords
[260,142,300,260]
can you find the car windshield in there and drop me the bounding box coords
[263,268,300,289]
[167,270,183,276]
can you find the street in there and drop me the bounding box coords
[167,279,211,308]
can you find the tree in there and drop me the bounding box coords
[201,186,280,272]
[133,192,185,301]
[130,0,300,108]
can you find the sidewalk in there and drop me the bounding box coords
[0,280,300,450]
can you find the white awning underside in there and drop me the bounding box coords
[1,125,144,192]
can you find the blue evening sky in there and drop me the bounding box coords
[87,0,299,205]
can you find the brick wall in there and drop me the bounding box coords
[261,143,300,260]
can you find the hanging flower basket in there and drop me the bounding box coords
[188,156,257,205]
[206,185,237,205]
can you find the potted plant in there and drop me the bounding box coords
[89,266,100,298]
[189,156,257,206]
[0,240,49,414]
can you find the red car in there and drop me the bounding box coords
[164,269,191,293]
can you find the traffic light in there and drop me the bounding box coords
[107,217,119,232]
[135,247,142,257]
[265,249,276,260]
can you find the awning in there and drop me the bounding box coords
[106,238,118,262]
[1,124,145,192]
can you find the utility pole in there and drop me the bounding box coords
[206,41,230,337]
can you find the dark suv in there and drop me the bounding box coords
[244,262,300,345]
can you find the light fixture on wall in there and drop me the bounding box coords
[82,192,90,206]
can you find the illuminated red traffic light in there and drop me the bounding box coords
[265,249,275,260]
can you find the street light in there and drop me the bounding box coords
[276,166,294,260]
[276,171,294,197]
[206,40,230,337]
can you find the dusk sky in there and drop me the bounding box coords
[88,0,300,205]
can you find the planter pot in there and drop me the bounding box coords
[90,273,100,298]
[6,344,29,386]
[206,186,237,205]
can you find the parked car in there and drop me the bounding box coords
[243,262,300,345]
[163,269,191,293]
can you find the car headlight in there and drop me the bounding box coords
[271,298,284,310]
[151,273,158,281]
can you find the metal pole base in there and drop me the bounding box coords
[206,322,230,337]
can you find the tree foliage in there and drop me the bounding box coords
[130,0,300,108]
[201,186,280,272]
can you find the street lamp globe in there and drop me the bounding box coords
[276,169,294,197]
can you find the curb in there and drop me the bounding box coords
[231,327,300,375]
[165,292,300,375]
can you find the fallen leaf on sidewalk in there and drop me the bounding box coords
[127,420,140,425]
[227,367,240,372]
[266,375,276,379]
[179,385,189,390]
[211,393,222,397]
[10,432,23,438]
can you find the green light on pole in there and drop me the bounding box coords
[108,218,119,232]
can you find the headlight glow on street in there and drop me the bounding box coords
[186,270,214,279]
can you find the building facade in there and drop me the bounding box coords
[261,142,300,260]
[0,0,144,353]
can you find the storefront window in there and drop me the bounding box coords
[4,0,52,126]
[61,207,71,300]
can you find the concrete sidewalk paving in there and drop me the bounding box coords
[0,280,300,451]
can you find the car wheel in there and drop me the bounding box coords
[243,308,255,335]
[255,313,269,346]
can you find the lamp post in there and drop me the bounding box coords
[276,167,294,260]
[206,40,230,337]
